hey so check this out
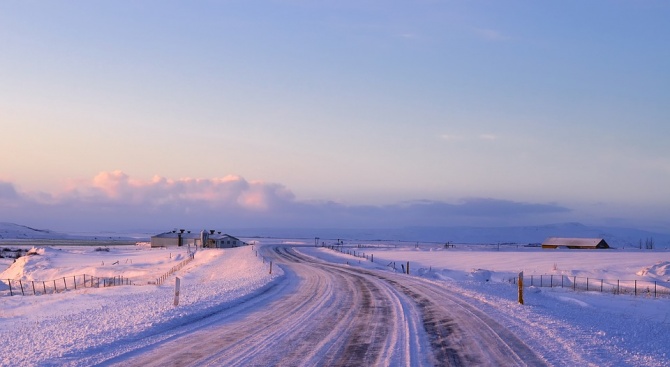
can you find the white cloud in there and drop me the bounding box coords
[473,27,510,42]
[439,134,465,141]
[80,171,294,210]
[0,171,579,231]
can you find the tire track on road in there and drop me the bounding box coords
[102,246,421,367]
[100,245,546,367]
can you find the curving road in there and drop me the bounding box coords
[100,246,547,366]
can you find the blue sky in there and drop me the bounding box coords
[1,1,669,232]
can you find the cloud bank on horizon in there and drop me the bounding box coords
[1,2,669,233]
[0,171,576,232]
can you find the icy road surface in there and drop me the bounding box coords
[101,246,547,367]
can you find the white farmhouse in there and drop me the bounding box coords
[150,229,245,249]
[205,233,245,248]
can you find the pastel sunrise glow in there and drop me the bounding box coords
[1,1,668,232]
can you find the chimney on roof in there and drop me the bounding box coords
[218,231,221,234]
[180,229,185,234]
[210,230,215,235]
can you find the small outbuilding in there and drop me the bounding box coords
[541,237,610,249]
[205,233,244,248]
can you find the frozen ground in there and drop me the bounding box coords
[0,243,280,366]
[304,243,670,366]
[1,239,669,366]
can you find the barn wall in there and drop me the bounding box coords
[151,237,178,247]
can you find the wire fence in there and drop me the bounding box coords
[2,251,198,296]
[3,274,132,296]
[511,274,670,298]
[323,245,670,300]
[151,252,195,286]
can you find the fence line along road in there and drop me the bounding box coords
[511,274,670,298]
[152,252,195,286]
[2,249,199,296]
[3,274,131,297]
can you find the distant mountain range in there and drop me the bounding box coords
[3,222,670,248]
[0,223,137,241]
[0,223,70,240]
[234,222,670,248]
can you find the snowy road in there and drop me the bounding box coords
[102,246,547,366]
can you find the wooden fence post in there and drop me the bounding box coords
[174,277,181,306]
[518,271,524,305]
[406,261,410,274]
[269,261,273,274]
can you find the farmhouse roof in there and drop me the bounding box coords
[209,233,240,240]
[542,237,608,248]
[151,231,201,239]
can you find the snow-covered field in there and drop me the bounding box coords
[0,243,280,366]
[1,238,670,366]
[303,243,670,366]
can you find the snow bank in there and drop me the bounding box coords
[3,239,670,366]
[0,245,281,367]
[299,245,670,366]
[637,261,670,278]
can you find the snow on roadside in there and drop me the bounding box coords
[299,245,670,367]
[0,245,281,367]
[3,241,669,366]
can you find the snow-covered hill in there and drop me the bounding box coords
[0,222,141,242]
[0,223,69,240]
[0,244,279,366]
